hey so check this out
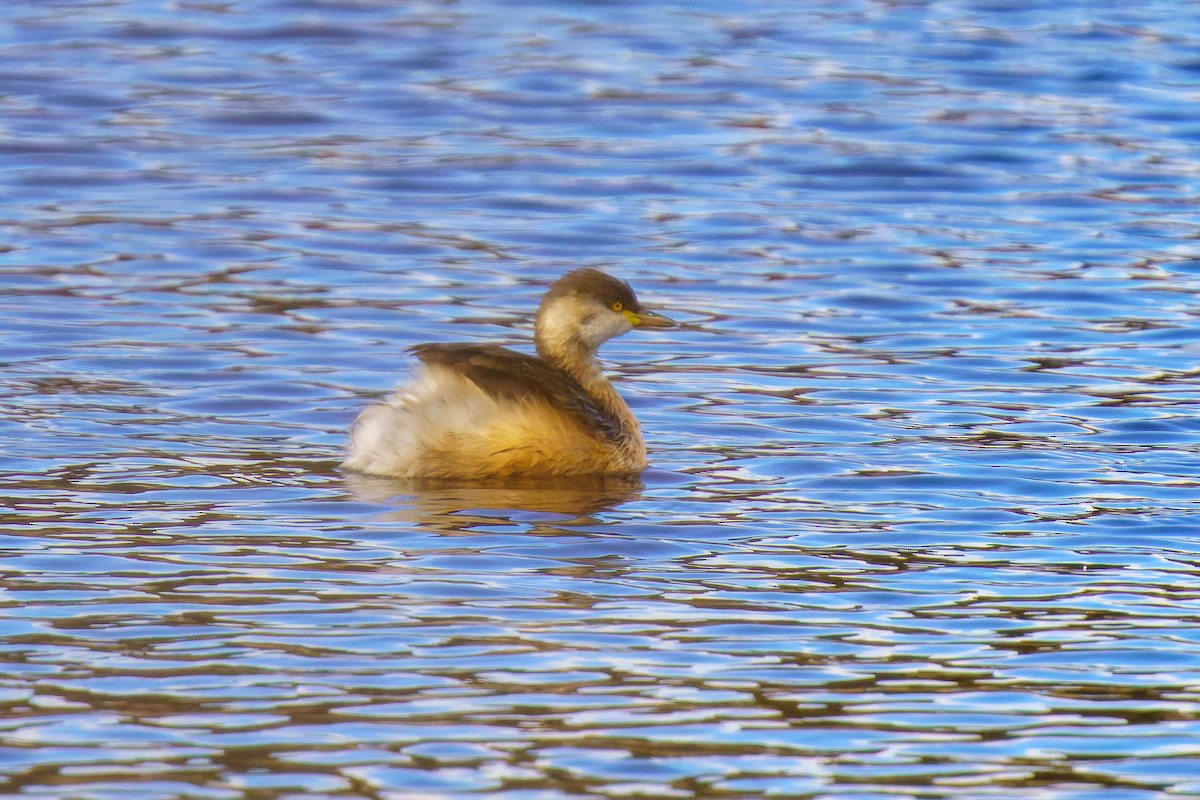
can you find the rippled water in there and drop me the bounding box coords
[4,0,1200,797]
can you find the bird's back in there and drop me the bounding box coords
[343,344,645,480]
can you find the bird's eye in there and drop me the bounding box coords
[612,301,624,312]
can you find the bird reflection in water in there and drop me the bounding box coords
[343,472,644,529]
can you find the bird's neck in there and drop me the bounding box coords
[538,338,641,441]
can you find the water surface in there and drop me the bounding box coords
[3,1,1200,798]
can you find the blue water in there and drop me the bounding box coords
[3,0,1200,797]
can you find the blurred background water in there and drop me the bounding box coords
[3,0,1200,798]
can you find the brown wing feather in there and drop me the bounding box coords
[409,343,623,443]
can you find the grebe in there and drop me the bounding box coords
[343,269,677,480]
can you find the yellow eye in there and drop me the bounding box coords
[611,301,623,312]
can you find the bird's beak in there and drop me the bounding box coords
[625,308,678,329]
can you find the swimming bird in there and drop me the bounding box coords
[343,268,677,480]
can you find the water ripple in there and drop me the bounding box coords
[3,0,1200,798]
